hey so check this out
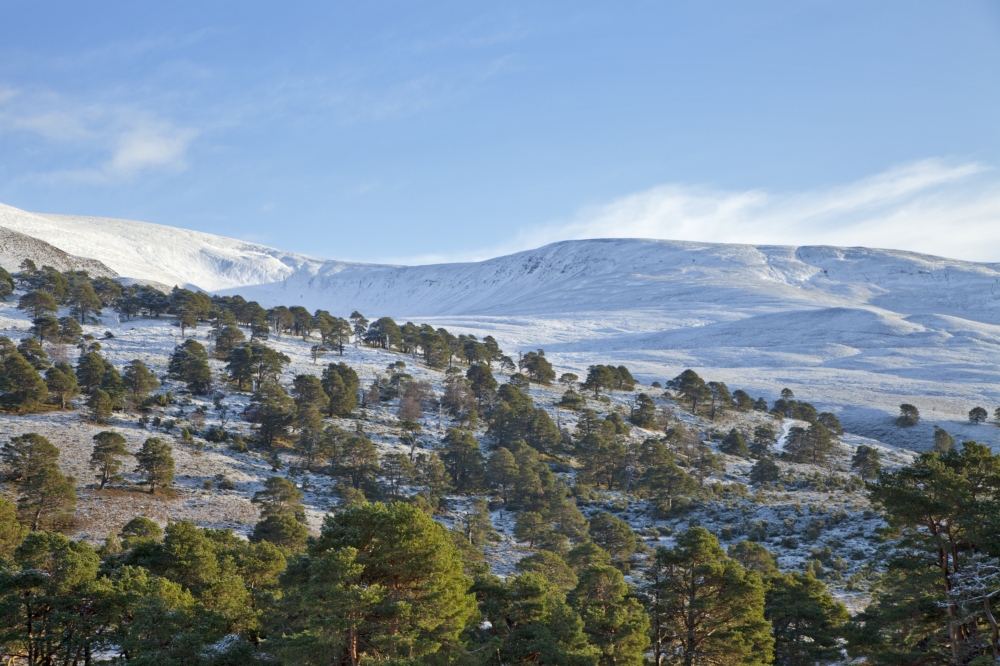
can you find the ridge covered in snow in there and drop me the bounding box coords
[1,201,998,448]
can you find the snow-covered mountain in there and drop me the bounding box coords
[1,201,998,448]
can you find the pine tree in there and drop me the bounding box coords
[0,266,13,301]
[30,314,60,344]
[0,494,27,560]
[17,464,77,530]
[247,382,295,447]
[1,351,49,412]
[766,571,849,666]
[169,339,212,394]
[45,362,79,409]
[252,476,306,521]
[270,502,478,665]
[17,336,50,370]
[68,281,102,323]
[17,290,57,318]
[322,362,360,417]
[933,425,955,453]
[251,514,309,552]
[649,527,773,666]
[122,359,160,405]
[90,430,129,489]
[583,365,615,397]
[477,571,597,665]
[896,403,920,427]
[380,452,415,498]
[485,447,519,504]
[1,432,60,482]
[749,457,781,485]
[629,392,657,427]
[720,428,749,456]
[291,373,329,411]
[87,388,114,422]
[668,369,711,414]
[135,437,175,494]
[750,424,777,458]
[336,436,379,490]
[441,428,484,492]
[588,511,638,569]
[75,351,111,392]
[574,564,650,666]
[707,381,732,419]
[850,444,881,481]
[58,316,83,344]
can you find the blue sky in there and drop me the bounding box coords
[1,1,999,263]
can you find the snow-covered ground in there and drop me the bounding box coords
[0,287,930,607]
[1,201,999,449]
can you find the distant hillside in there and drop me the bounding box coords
[1,200,999,448]
[0,224,117,278]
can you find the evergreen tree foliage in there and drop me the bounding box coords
[582,365,615,397]
[720,428,749,456]
[17,290,58,318]
[68,281,102,323]
[122,359,160,405]
[474,571,598,666]
[850,444,881,481]
[766,571,849,666]
[245,382,295,447]
[90,430,129,489]
[646,527,773,666]
[0,266,13,301]
[574,564,650,666]
[0,494,27,561]
[30,314,60,344]
[225,343,290,391]
[169,339,213,394]
[134,437,175,494]
[17,464,77,531]
[45,361,79,409]
[485,447,519,504]
[783,423,833,465]
[588,511,638,569]
[1,347,49,412]
[75,351,112,392]
[858,442,1000,664]
[749,457,781,485]
[933,425,956,453]
[629,392,657,428]
[321,362,360,417]
[2,432,60,482]
[667,369,711,414]
[269,502,478,665]
[896,403,920,427]
[441,428,485,492]
[87,388,114,422]
[750,424,777,458]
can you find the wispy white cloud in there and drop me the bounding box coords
[505,159,1000,263]
[0,87,197,183]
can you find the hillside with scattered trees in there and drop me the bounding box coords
[1,260,999,665]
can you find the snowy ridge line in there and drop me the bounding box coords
[2,201,1000,450]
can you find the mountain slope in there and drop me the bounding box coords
[0,224,117,278]
[1,201,998,448]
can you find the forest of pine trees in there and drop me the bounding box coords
[2,261,1000,665]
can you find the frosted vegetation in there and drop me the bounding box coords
[1,257,1000,665]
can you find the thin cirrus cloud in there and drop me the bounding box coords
[495,159,1000,264]
[0,87,197,183]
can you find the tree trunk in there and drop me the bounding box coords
[984,596,1000,659]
